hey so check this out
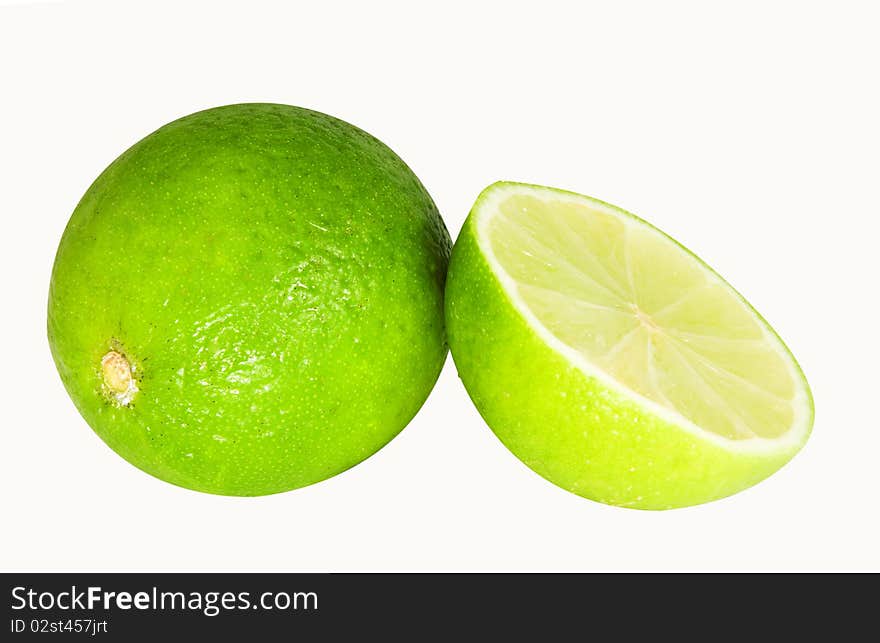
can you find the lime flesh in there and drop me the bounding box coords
[446,182,812,509]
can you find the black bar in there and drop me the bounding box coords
[1,572,871,637]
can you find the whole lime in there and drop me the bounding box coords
[48,104,450,496]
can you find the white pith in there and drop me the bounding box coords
[474,182,812,455]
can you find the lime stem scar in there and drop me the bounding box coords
[101,350,138,406]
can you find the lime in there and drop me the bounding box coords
[446,182,812,509]
[48,104,450,496]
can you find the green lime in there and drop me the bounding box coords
[446,182,812,509]
[48,104,450,496]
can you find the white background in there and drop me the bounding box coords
[1,0,878,571]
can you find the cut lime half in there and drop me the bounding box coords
[445,182,813,509]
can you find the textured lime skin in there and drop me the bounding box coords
[49,104,450,496]
[445,183,811,510]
